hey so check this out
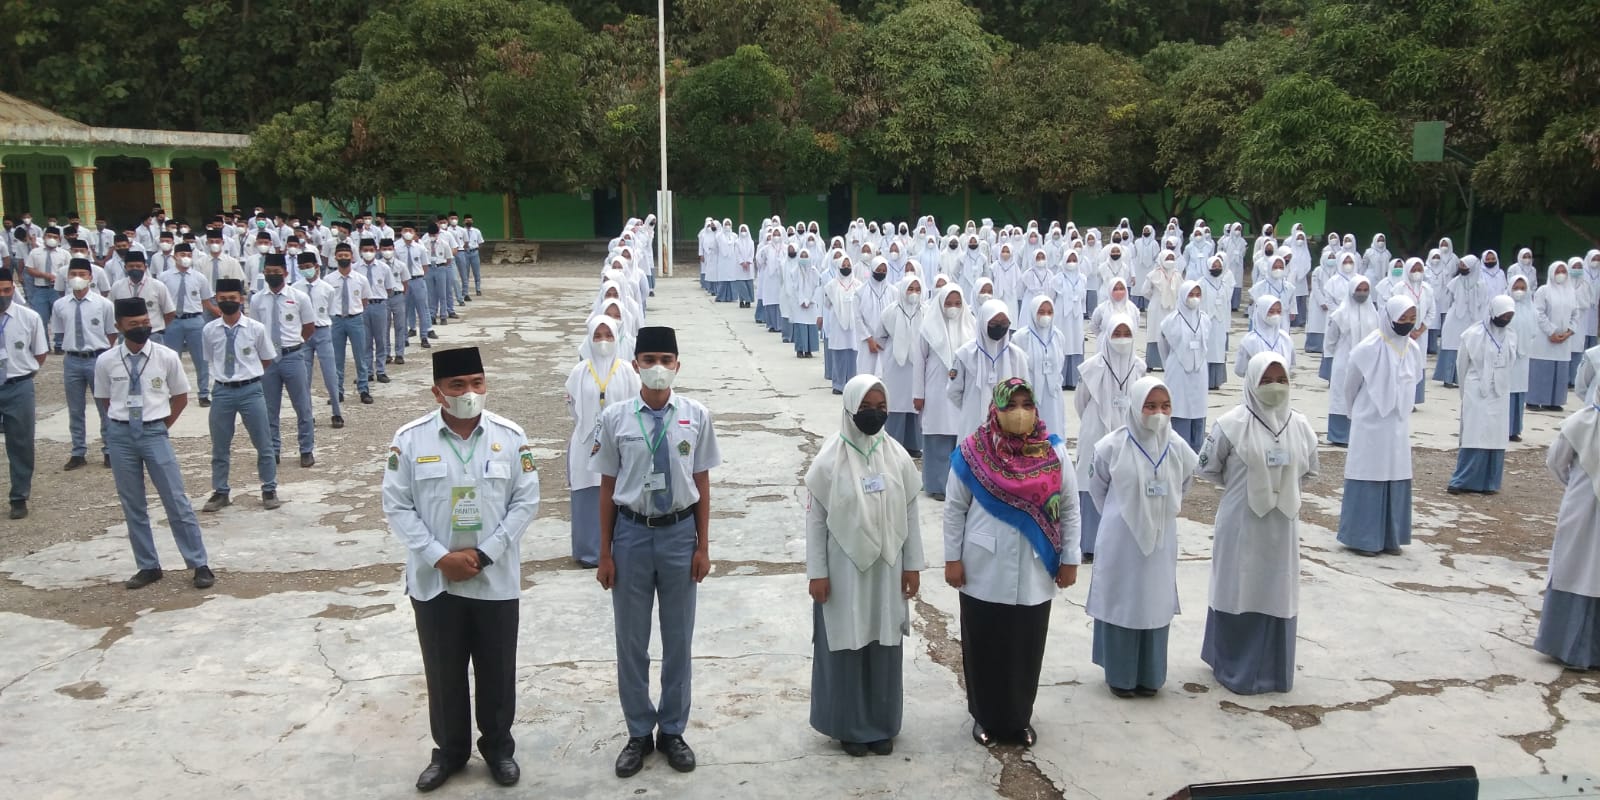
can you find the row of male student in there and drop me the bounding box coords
[0,225,489,521]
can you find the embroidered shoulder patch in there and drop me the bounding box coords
[520,452,536,473]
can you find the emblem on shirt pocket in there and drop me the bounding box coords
[285,313,295,321]
[677,440,691,457]
[151,377,163,390]
[242,347,252,355]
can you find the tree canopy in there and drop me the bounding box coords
[12,0,1593,240]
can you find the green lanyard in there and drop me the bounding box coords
[841,434,880,462]
[634,407,669,456]
[442,428,482,468]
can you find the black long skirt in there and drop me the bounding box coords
[959,593,1051,734]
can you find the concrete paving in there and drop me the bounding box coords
[1,259,1597,799]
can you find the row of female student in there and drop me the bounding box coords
[800,363,1599,757]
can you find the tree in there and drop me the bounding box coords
[1230,75,1411,216]
[237,97,383,220]
[979,44,1157,212]
[1473,0,1600,245]
[1150,34,1296,230]
[861,0,998,214]
[580,14,663,218]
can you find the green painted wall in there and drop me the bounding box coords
[518,193,592,240]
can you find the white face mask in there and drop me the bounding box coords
[177,256,192,268]
[1064,260,1079,271]
[1143,413,1169,433]
[159,242,173,253]
[1553,272,1569,285]
[977,293,993,305]
[1270,268,1285,280]
[1519,256,1532,266]
[361,251,377,262]
[208,243,222,254]
[1266,313,1282,328]
[1036,313,1053,329]
[68,276,92,292]
[590,339,617,361]
[639,364,677,391]
[287,247,303,257]
[1409,271,1424,284]
[402,232,415,241]
[906,291,922,305]
[44,237,59,248]
[1512,289,1527,300]
[256,244,271,254]
[382,250,395,259]
[943,306,962,321]
[1256,383,1290,408]
[1110,338,1134,355]
[1186,296,1202,310]
[1340,261,1354,274]
[441,391,485,420]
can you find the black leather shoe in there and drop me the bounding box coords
[104,454,111,467]
[1134,686,1158,698]
[193,566,215,589]
[360,392,374,404]
[615,736,653,778]
[1019,727,1037,747]
[1110,686,1136,698]
[427,330,439,339]
[394,356,406,365]
[376,373,391,383]
[421,339,432,349]
[64,456,87,471]
[841,741,869,757]
[9,501,27,520]
[486,756,519,786]
[300,453,315,468]
[125,568,163,589]
[261,491,282,510]
[198,397,211,408]
[415,760,464,792]
[867,739,894,756]
[331,416,345,429]
[656,733,695,773]
[971,721,995,747]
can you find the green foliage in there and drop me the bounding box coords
[1231,75,1410,211]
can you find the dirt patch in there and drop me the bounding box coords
[55,680,107,700]
[1223,674,1524,731]
[309,603,395,620]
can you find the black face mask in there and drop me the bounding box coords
[968,243,979,250]
[872,271,887,282]
[1492,314,1513,328]
[217,300,242,315]
[265,274,285,289]
[124,325,153,344]
[949,242,958,250]
[1210,268,1223,276]
[852,408,888,436]
[125,269,145,283]
[839,267,852,277]
[987,321,1009,341]
[1392,321,1415,337]
[337,258,352,268]
[1458,267,1470,275]
[1484,261,1497,269]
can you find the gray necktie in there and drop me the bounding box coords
[271,293,283,346]
[341,276,351,315]
[211,257,221,284]
[74,297,86,351]
[177,272,188,313]
[648,408,673,513]
[223,325,238,378]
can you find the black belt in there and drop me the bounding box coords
[3,372,36,385]
[618,506,695,529]
[365,299,386,305]
[177,312,202,319]
[334,313,363,318]
[278,344,302,355]
[389,291,404,297]
[215,377,260,388]
[67,349,106,358]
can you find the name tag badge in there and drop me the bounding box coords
[1145,479,1169,497]
[1492,352,1507,368]
[126,395,144,410]
[1189,338,1203,350]
[862,473,886,494]
[1113,396,1131,410]
[1266,448,1289,467]
[449,485,484,538]
[644,472,667,492]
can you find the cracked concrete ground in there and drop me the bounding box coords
[2,258,1597,799]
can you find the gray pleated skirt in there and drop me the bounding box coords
[887,411,922,455]
[1304,331,1324,353]
[1231,286,1242,310]
[1415,376,1426,405]
[1084,289,1097,319]
[1201,608,1296,694]
[1173,416,1206,454]
[1449,448,1504,493]
[922,434,956,495]
[715,280,736,302]
[1328,413,1350,445]
[1434,348,1458,383]
[826,348,857,392]
[736,279,754,303]
[793,323,819,354]
[1427,324,1441,354]
[1146,341,1163,370]
[1318,354,1333,381]
[570,486,600,567]
[1092,621,1170,691]
[1063,353,1084,389]
[1337,479,1412,553]
[1292,296,1307,328]
[1528,359,1571,407]
[1080,490,1101,555]
[1510,392,1526,437]
[1208,362,1226,390]
[811,604,904,743]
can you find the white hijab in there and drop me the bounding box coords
[1351,295,1422,417]
[1330,276,1379,345]
[1105,376,1199,555]
[921,284,972,371]
[1214,352,1316,518]
[803,375,921,572]
[824,256,861,331]
[883,275,925,367]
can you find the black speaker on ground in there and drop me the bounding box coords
[1168,766,1478,800]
